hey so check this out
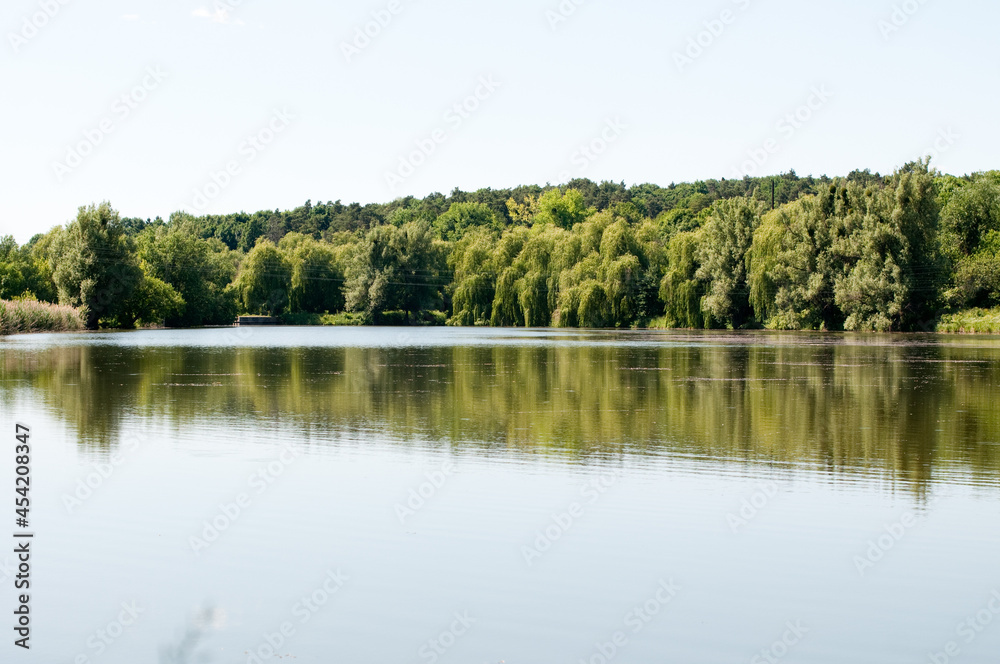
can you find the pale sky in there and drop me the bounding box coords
[1,0,997,243]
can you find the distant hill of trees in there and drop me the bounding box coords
[2,162,998,332]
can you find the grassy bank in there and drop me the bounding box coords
[0,299,85,335]
[937,308,1000,334]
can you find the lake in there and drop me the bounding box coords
[2,327,999,664]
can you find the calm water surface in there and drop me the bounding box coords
[2,327,1000,664]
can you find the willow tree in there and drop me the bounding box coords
[232,240,292,316]
[514,229,561,327]
[557,252,602,327]
[659,230,706,329]
[696,196,764,328]
[449,227,497,325]
[833,161,941,331]
[279,233,345,314]
[598,219,647,325]
[747,194,840,330]
[486,225,567,327]
[555,213,651,328]
[490,229,529,326]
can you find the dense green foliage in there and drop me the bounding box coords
[137,227,238,326]
[344,221,446,323]
[49,203,146,329]
[4,164,999,331]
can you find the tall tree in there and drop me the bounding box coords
[279,234,346,314]
[51,203,144,329]
[448,228,497,325]
[696,196,763,328]
[345,221,443,322]
[232,240,292,316]
[834,161,942,331]
[137,226,238,326]
[659,230,706,329]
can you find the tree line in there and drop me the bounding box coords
[1,162,997,332]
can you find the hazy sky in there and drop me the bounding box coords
[1,0,997,242]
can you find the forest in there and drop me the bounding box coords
[1,160,998,333]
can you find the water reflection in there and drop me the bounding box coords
[2,329,998,493]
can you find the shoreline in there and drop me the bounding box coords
[4,322,1000,337]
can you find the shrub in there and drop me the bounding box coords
[0,298,85,335]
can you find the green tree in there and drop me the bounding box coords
[940,171,1000,257]
[113,275,185,328]
[659,230,706,328]
[137,226,238,326]
[232,240,292,316]
[833,161,942,331]
[51,203,144,329]
[433,202,500,240]
[279,233,345,314]
[939,172,1000,310]
[0,236,57,302]
[696,196,763,328]
[747,195,840,330]
[345,221,443,322]
[536,188,589,229]
[448,228,497,325]
[946,253,1000,309]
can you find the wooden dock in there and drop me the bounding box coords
[235,316,280,326]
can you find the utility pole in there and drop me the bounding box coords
[771,179,776,210]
